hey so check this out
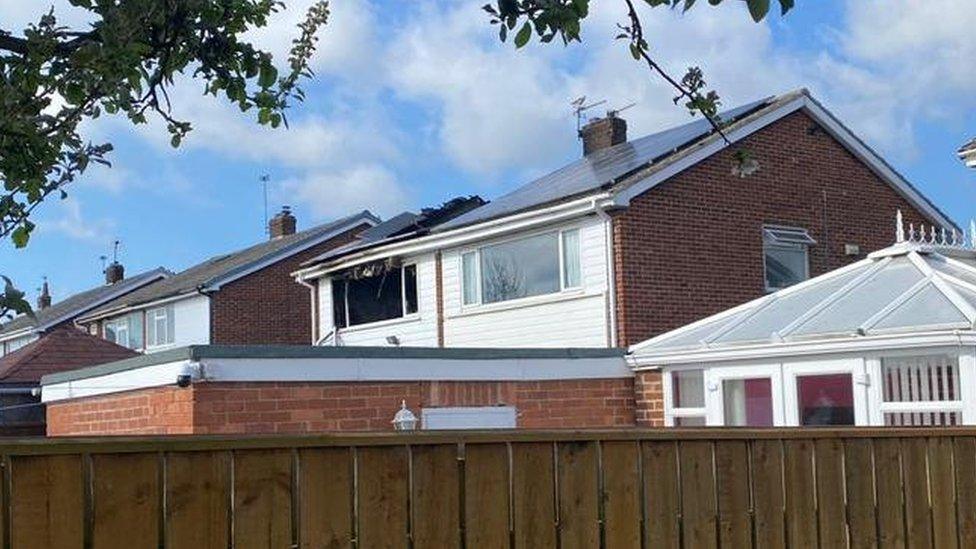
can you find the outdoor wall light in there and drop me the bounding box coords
[392,400,419,431]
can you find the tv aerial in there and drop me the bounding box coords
[571,96,607,134]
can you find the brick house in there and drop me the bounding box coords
[74,209,377,352]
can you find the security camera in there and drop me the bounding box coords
[175,374,193,388]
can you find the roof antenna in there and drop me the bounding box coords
[111,239,120,263]
[608,102,636,118]
[99,255,107,272]
[571,96,607,136]
[259,174,271,237]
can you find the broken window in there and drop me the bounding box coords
[332,263,419,328]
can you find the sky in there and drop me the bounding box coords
[1,0,975,303]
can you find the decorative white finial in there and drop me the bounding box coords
[970,220,976,248]
[895,210,905,243]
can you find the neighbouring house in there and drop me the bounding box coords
[0,266,169,355]
[294,89,953,357]
[0,327,137,435]
[960,138,976,168]
[629,213,976,428]
[75,209,378,352]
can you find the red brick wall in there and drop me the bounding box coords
[634,371,664,427]
[209,224,369,345]
[46,378,636,435]
[612,111,938,347]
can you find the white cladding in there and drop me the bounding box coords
[0,333,38,356]
[316,215,611,348]
[99,294,211,353]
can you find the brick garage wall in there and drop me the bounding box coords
[613,111,938,348]
[209,224,369,345]
[634,371,664,427]
[46,378,636,435]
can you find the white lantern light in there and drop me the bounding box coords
[392,400,418,431]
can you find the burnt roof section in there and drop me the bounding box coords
[304,196,485,266]
[0,327,138,385]
[82,210,378,318]
[0,267,170,338]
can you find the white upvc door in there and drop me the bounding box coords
[782,358,869,426]
[704,364,784,427]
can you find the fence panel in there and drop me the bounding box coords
[3,428,976,548]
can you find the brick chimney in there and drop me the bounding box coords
[104,261,124,284]
[580,112,627,156]
[36,279,51,310]
[269,206,297,239]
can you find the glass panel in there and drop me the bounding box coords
[461,252,479,305]
[166,305,175,344]
[674,416,706,427]
[561,229,581,288]
[796,373,854,426]
[722,378,773,427]
[672,370,704,408]
[480,233,559,303]
[331,280,347,328]
[128,313,144,350]
[882,354,958,403]
[403,265,418,314]
[146,312,156,346]
[346,268,403,326]
[764,244,808,290]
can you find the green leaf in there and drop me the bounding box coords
[746,0,770,21]
[10,226,29,248]
[258,64,278,88]
[779,0,794,15]
[514,22,532,48]
[170,134,181,148]
[629,43,643,60]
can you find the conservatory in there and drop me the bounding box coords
[629,215,976,428]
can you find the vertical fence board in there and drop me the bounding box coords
[233,449,293,549]
[412,444,461,549]
[844,438,879,549]
[929,437,958,549]
[463,443,510,549]
[298,447,353,549]
[903,438,934,549]
[642,441,680,549]
[815,438,848,548]
[876,438,907,548]
[954,437,976,544]
[784,439,818,548]
[714,440,751,549]
[512,442,556,548]
[557,441,599,549]
[165,451,229,549]
[601,441,641,549]
[91,453,160,549]
[9,454,84,549]
[678,440,717,549]
[357,445,409,549]
[751,439,785,549]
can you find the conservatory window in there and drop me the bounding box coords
[763,225,815,292]
[796,373,855,426]
[667,369,706,426]
[723,378,774,427]
[880,354,962,426]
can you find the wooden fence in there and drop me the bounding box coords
[0,428,975,548]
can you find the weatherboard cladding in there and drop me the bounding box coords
[0,267,170,337]
[82,210,377,317]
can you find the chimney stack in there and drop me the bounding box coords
[36,279,51,310]
[580,112,627,156]
[104,262,124,284]
[269,206,297,239]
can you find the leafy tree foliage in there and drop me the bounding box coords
[0,0,330,319]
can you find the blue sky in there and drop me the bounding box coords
[1,0,974,302]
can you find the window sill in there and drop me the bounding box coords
[338,314,422,334]
[451,288,598,319]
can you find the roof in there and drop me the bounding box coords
[0,267,170,339]
[81,210,378,319]
[959,138,976,167]
[631,227,976,360]
[0,327,138,385]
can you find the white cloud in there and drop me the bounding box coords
[39,198,115,244]
[280,165,410,219]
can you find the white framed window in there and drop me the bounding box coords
[664,369,706,426]
[103,313,144,350]
[146,305,175,347]
[877,353,963,426]
[331,263,418,328]
[421,406,517,430]
[460,228,582,306]
[763,225,815,292]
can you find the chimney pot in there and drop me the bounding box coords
[36,280,51,310]
[104,262,124,284]
[580,112,627,156]
[269,205,297,239]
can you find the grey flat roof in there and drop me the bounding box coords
[41,344,626,385]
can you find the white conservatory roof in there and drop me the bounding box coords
[631,213,976,365]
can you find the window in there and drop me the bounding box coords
[723,378,774,427]
[763,225,815,292]
[796,373,855,426]
[881,354,961,426]
[104,313,144,350]
[667,369,706,426]
[146,305,175,347]
[461,229,582,306]
[332,264,419,328]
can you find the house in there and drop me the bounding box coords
[0,266,169,355]
[0,326,137,435]
[294,89,954,354]
[960,138,976,168]
[629,212,976,428]
[75,209,378,352]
